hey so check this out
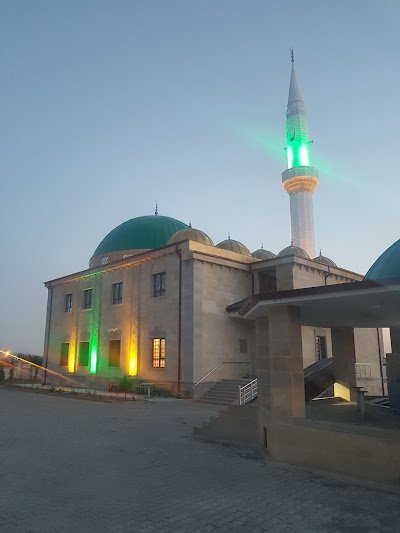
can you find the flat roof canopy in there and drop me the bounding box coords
[244,281,400,328]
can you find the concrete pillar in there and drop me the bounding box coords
[331,327,357,401]
[256,305,305,426]
[390,328,400,354]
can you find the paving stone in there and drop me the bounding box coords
[0,388,399,533]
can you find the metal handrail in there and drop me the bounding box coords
[239,378,258,405]
[194,361,250,386]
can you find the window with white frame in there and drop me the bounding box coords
[64,293,72,313]
[153,272,166,297]
[112,282,123,304]
[82,288,92,310]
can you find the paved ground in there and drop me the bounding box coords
[0,388,399,533]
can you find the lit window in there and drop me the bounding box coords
[316,336,327,361]
[60,343,69,366]
[153,272,166,297]
[64,294,72,313]
[109,340,121,367]
[239,339,248,354]
[83,289,92,310]
[112,282,123,304]
[152,338,165,368]
[79,341,89,367]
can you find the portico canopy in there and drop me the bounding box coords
[227,278,400,328]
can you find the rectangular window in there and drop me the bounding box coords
[239,339,248,354]
[64,293,72,313]
[112,282,123,304]
[259,269,277,292]
[60,343,69,366]
[152,338,166,368]
[153,272,166,297]
[109,340,121,367]
[316,336,327,361]
[82,289,92,310]
[79,341,89,367]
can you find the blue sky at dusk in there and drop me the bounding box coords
[1,0,399,353]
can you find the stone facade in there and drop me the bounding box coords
[44,240,386,397]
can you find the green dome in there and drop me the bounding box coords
[92,215,188,257]
[365,239,400,281]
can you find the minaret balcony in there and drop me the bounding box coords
[282,165,318,183]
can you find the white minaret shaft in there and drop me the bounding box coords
[282,51,318,258]
[289,192,316,257]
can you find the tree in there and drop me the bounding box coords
[0,367,5,382]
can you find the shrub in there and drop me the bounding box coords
[119,375,133,399]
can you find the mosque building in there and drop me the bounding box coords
[43,55,385,398]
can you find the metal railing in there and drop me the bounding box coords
[194,361,251,399]
[194,361,250,387]
[239,378,258,405]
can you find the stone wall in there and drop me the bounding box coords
[192,259,254,387]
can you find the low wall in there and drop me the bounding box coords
[194,404,262,448]
[267,419,400,483]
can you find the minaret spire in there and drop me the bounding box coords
[282,52,319,258]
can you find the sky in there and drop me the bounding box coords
[1,0,399,354]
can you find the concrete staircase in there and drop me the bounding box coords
[193,404,261,448]
[197,378,253,406]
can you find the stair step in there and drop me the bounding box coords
[207,384,248,390]
[203,394,239,402]
[197,399,231,405]
[206,389,239,396]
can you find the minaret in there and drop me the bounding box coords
[282,50,318,258]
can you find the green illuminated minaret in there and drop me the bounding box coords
[282,49,318,258]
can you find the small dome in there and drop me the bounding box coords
[217,238,251,256]
[167,228,214,246]
[252,248,276,260]
[277,243,310,259]
[313,252,337,267]
[365,239,400,281]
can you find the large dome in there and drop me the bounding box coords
[167,228,214,246]
[277,244,310,259]
[92,215,188,260]
[216,238,251,256]
[365,239,400,281]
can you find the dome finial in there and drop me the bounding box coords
[261,243,264,249]
[319,248,322,257]
[155,202,158,216]
[290,47,294,64]
[291,238,294,246]
[228,232,231,240]
[188,221,192,228]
